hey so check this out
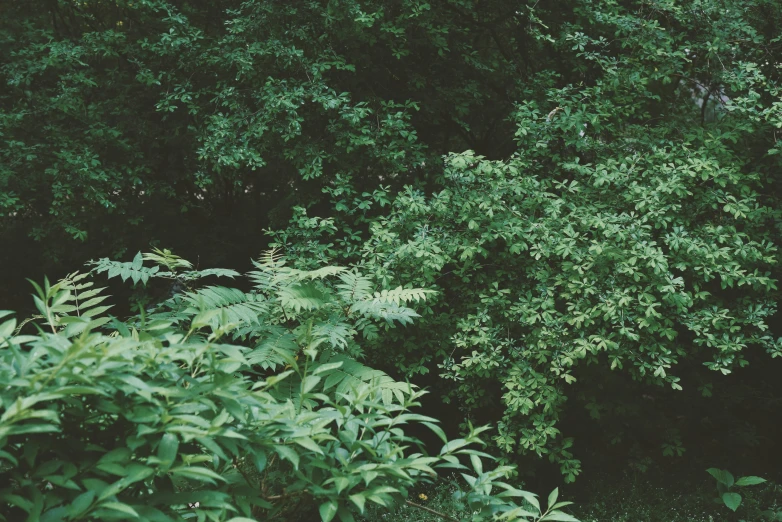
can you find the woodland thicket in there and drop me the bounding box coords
[1,1,781,521]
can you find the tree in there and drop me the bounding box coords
[2,0,781,483]
[272,0,782,480]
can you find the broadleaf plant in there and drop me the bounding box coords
[0,251,576,521]
[707,468,767,512]
[273,0,782,480]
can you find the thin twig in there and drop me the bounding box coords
[405,500,460,522]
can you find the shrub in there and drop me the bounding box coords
[0,251,576,521]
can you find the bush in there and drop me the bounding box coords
[274,0,782,478]
[0,251,576,521]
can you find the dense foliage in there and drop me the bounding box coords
[1,0,781,517]
[0,251,577,521]
[269,0,782,480]
[3,0,780,255]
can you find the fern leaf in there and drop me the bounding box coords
[318,355,414,406]
[278,282,328,312]
[247,329,298,370]
[142,248,193,271]
[49,271,114,335]
[248,249,289,293]
[371,287,436,305]
[270,373,305,405]
[178,268,241,281]
[288,266,346,281]
[349,300,420,325]
[311,320,354,350]
[182,286,268,327]
[91,254,160,285]
[266,354,411,407]
[336,271,374,302]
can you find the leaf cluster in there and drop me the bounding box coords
[0,252,576,521]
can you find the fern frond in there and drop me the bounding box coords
[287,266,346,281]
[265,354,413,407]
[278,282,329,312]
[370,287,436,305]
[182,286,268,327]
[177,268,241,281]
[349,300,420,325]
[311,320,354,350]
[247,329,298,370]
[354,317,380,341]
[269,373,306,406]
[318,355,414,405]
[336,271,374,302]
[91,252,160,285]
[249,249,345,293]
[51,271,113,336]
[142,247,193,271]
[257,248,286,269]
[248,249,289,293]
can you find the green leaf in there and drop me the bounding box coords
[302,375,321,394]
[0,318,16,338]
[735,476,766,487]
[169,466,225,485]
[349,493,366,513]
[469,454,483,475]
[313,361,344,375]
[422,422,448,444]
[707,468,734,487]
[338,506,357,522]
[275,445,300,469]
[126,464,154,484]
[548,488,559,509]
[100,502,140,518]
[253,451,268,473]
[69,490,96,517]
[722,492,742,511]
[157,433,179,470]
[333,477,350,494]
[540,511,580,522]
[319,500,338,522]
[131,251,143,270]
[293,437,324,454]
